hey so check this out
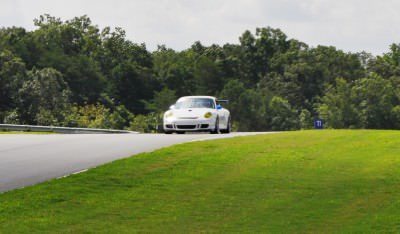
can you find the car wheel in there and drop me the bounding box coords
[210,118,220,134]
[164,131,173,134]
[221,117,231,134]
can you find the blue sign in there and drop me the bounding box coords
[314,119,324,129]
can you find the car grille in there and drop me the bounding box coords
[177,117,198,119]
[176,125,196,129]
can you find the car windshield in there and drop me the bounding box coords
[175,98,215,109]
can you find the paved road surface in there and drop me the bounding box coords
[0,132,270,193]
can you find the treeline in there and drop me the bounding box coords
[1,15,400,131]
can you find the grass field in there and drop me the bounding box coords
[1,130,400,233]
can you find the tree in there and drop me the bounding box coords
[145,88,177,112]
[269,96,298,131]
[29,15,106,103]
[0,50,27,114]
[109,62,154,113]
[318,78,358,128]
[299,109,312,129]
[194,56,223,95]
[391,105,400,129]
[152,46,196,96]
[236,89,266,131]
[220,80,247,127]
[369,44,400,78]
[3,14,400,131]
[351,74,397,129]
[17,68,70,125]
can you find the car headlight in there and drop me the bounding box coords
[204,112,212,118]
[165,111,174,118]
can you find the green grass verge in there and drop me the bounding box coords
[1,130,400,233]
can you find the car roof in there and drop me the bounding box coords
[178,96,216,101]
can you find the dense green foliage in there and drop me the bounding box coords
[1,130,400,232]
[1,15,400,131]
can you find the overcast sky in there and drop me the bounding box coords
[1,0,399,54]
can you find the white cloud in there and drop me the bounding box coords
[1,0,400,54]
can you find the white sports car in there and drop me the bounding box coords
[163,96,231,134]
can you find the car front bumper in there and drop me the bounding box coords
[163,118,215,132]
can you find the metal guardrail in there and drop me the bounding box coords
[0,124,137,134]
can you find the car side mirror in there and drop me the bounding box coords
[216,104,222,110]
[169,105,175,110]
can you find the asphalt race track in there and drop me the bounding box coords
[0,132,270,193]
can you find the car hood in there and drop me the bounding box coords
[171,108,214,119]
